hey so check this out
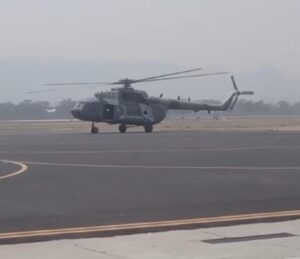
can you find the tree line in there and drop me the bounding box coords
[0,99,76,120]
[233,100,300,115]
[0,99,300,120]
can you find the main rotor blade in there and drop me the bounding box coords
[27,89,60,94]
[43,68,224,87]
[108,81,127,85]
[43,82,109,86]
[132,68,203,83]
[137,72,229,83]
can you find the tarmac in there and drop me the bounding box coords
[0,121,300,246]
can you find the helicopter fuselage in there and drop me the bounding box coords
[71,87,168,126]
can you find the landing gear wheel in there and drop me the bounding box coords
[119,124,127,133]
[91,123,99,134]
[144,124,153,133]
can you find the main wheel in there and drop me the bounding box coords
[119,124,127,133]
[144,124,153,133]
[91,126,99,134]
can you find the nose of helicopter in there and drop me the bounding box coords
[71,107,81,119]
[71,108,80,119]
[71,102,84,119]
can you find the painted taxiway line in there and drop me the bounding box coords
[0,160,28,180]
[1,145,300,154]
[0,210,300,240]
[21,160,300,171]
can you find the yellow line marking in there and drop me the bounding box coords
[22,161,300,171]
[0,210,300,240]
[0,160,28,180]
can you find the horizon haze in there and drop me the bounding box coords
[0,0,299,103]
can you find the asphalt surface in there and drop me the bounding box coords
[0,129,300,242]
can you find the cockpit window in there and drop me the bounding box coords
[103,91,117,100]
[74,102,85,110]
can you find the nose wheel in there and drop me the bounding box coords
[144,124,153,133]
[91,122,99,134]
[119,124,127,133]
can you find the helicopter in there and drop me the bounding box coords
[45,68,254,134]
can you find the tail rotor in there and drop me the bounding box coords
[229,75,254,111]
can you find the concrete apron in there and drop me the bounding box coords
[0,219,300,259]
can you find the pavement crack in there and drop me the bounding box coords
[73,243,129,259]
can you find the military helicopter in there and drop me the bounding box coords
[45,68,254,134]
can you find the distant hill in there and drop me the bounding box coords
[0,59,299,104]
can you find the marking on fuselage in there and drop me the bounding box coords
[0,210,300,242]
[0,160,28,180]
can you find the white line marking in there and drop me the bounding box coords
[1,146,299,154]
[21,161,300,171]
[0,160,28,180]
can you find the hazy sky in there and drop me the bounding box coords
[0,0,299,103]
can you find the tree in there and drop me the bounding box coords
[54,99,77,118]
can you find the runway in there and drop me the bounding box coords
[0,129,300,243]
